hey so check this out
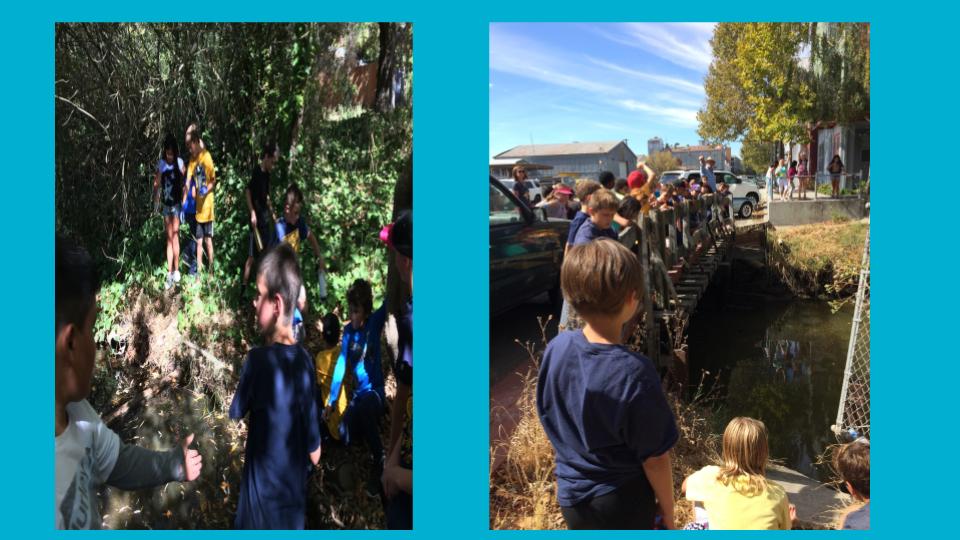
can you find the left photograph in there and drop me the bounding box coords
[55,23,413,530]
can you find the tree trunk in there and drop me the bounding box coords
[375,23,399,113]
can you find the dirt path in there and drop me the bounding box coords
[489,296,558,471]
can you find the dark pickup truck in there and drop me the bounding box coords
[489,176,569,316]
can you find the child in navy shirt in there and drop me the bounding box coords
[566,180,603,253]
[229,244,322,529]
[571,188,619,246]
[538,239,679,529]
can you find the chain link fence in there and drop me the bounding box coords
[833,232,870,441]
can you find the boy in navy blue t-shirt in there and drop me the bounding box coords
[229,244,321,529]
[571,188,619,246]
[537,239,679,530]
[565,180,602,254]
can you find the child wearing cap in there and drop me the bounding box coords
[628,161,655,190]
[543,184,574,219]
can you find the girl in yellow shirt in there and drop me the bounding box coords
[682,417,793,530]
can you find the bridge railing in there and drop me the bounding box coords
[617,193,736,366]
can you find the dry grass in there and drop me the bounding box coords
[489,354,723,530]
[768,221,867,298]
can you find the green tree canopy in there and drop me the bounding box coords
[699,23,868,156]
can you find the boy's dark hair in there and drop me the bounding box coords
[56,233,100,332]
[617,195,642,221]
[598,171,616,189]
[162,133,179,160]
[346,279,374,317]
[321,313,341,348]
[257,243,302,323]
[574,180,602,201]
[790,160,798,168]
[561,239,644,318]
[834,440,870,498]
[284,184,305,208]
[261,141,277,159]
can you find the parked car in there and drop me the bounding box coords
[499,178,543,204]
[660,169,762,205]
[732,196,754,219]
[490,176,568,316]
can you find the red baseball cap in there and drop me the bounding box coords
[627,169,647,190]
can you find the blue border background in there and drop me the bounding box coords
[1,0,953,537]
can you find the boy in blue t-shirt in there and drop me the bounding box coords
[325,278,388,498]
[229,244,322,529]
[565,180,602,254]
[560,188,620,328]
[571,188,619,246]
[273,184,326,342]
[538,239,679,530]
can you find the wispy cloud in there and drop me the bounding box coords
[490,27,621,95]
[586,56,704,95]
[590,121,633,132]
[616,99,699,127]
[598,23,715,72]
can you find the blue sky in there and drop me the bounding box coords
[489,23,741,159]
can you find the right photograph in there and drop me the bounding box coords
[489,23,870,530]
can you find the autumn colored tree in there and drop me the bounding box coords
[645,150,682,175]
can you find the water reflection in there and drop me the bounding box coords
[688,300,853,480]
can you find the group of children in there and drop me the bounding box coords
[60,136,414,529]
[152,125,218,288]
[537,179,871,529]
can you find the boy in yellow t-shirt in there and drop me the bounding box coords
[186,126,217,274]
[682,417,792,530]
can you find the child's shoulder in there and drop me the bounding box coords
[764,478,788,500]
[65,399,103,425]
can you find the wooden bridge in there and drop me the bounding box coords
[589,194,764,376]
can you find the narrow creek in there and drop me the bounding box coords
[687,277,853,481]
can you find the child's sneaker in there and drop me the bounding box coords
[164,273,174,291]
[173,270,181,283]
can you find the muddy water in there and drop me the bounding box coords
[687,298,853,481]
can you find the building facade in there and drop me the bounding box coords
[647,137,664,156]
[493,140,638,181]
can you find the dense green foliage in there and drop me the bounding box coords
[57,23,411,529]
[699,23,869,158]
[56,23,412,338]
